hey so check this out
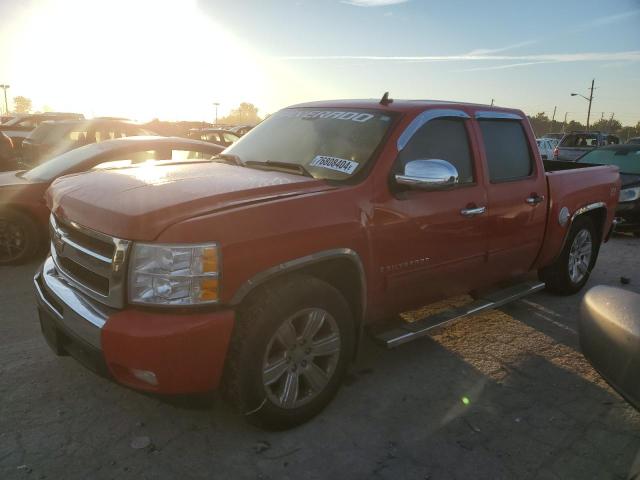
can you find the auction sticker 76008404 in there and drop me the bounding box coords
[310,156,359,175]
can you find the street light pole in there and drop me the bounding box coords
[0,84,9,115]
[213,102,220,124]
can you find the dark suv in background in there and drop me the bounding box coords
[0,112,85,151]
[553,131,620,161]
[20,118,154,168]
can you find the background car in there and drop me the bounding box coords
[0,131,15,171]
[553,131,620,161]
[0,112,85,152]
[577,144,640,235]
[229,124,255,136]
[20,118,156,168]
[0,136,223,264]
[188,128,240,147]
[627,137,640,145]
[536,138,555,160]
[580,285,640,411]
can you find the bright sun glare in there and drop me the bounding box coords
[7,0,279,121]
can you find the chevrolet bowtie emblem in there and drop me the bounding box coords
[53,231,65,255]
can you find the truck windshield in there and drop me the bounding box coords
[579,147,640,174]
[222,108,394,181]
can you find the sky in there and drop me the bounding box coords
[0,0,638,125]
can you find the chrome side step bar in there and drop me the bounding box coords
[375,281,545,348]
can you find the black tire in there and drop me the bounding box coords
[540,216,598,295]
[222,273,355,430]
[0,209,40,265]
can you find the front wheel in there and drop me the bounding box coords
[222,274,355,430]
[540,216,598,295]
[0,209,40,265]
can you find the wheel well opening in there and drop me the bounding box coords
[582,208,607,243]
[294,258,364,324]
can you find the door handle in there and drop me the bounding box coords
[460,206,486,217]
[526,194,544,205]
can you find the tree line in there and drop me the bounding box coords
[7,96,640,141]
[527,112,639,141]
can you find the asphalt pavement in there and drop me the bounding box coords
[1,236,639,480]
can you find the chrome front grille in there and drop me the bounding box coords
[49,215,130,308]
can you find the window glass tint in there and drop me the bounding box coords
[222,132,238,144]
[396,118,474,184]
[560,134,598,147]
[479,120,533,182]
[579,147,640,174]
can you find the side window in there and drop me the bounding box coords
[222,132,238,144]
[479,120,533,182]
[396,118,475,184]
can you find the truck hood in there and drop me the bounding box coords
[47,161,333,240]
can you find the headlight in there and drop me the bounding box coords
[128,243,220,306]
[619,187,640,203]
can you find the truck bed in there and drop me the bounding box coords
[543,159,593,172]
[535,162,620,269]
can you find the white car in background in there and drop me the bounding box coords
[536,138,555,160]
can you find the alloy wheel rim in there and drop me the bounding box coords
[262,308,341,409]
[0,219,26,262]
[568,228,592,284]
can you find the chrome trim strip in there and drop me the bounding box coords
[571,201,606,222]
[555,202,608,260]
[61,236,111,264]
[230,248,367,318]
[51,245,110,300]
[35,256,110,349]
[397,109,470,151]
[475,111,523,120]
[50,214,130,308]
[378,281,545,348]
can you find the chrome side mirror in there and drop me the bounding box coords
[395,159,459,189]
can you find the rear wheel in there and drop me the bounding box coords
[540,216,598,295]
[222,274,355,430]
[0,209,40,265]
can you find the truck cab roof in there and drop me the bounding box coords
[288,98,525,117]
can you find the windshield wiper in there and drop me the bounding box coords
[245,160,314,178]
[212,153,244,166]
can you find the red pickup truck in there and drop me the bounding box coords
[35,99,620,429]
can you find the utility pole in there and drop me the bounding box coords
[0,84,9,115]
[562,112,568,133]
[551,106,557,131]
[570,78,595,132]
[586,78,594,132]
[490,98,494,107]
[608,113,615,132]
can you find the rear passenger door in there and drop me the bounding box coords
[476,115,547,281]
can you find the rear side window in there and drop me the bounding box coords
[560,134,598,147]
[479,120,533,182]
[397,118,475,184]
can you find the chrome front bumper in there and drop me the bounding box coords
[34,256,114,350]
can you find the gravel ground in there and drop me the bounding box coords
[1,236,639,480]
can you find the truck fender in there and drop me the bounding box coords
[229,248,367,326]
[558,202,608,255]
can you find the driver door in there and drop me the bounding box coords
[371,116,489,315]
